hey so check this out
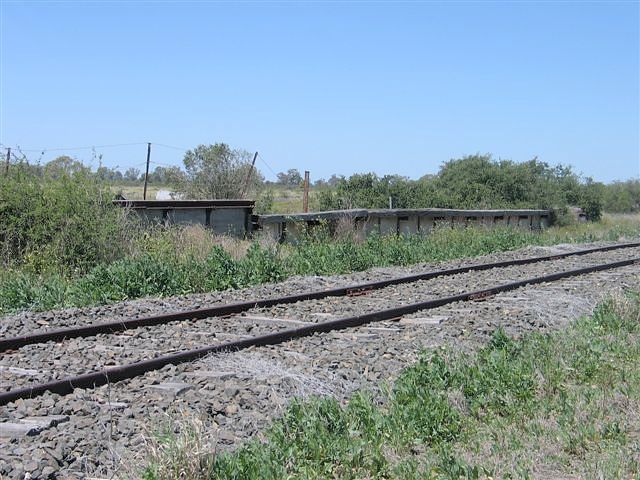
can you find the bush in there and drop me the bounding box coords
[0,164,132,275]
[317,155,605,222]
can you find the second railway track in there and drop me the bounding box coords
[0,242,638,403]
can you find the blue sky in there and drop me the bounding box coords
[1,1,638,182]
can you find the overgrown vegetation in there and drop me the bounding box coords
[9,149,640,215]
[1,212,639,315]
[0,165,131,275]
[602,179,640,213]
[141,291,640,479]
[2,152,639,316]
[317,155,608,222]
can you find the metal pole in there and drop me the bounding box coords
[303,170,310,212]
[5,148,10,175]
[241,151,258,198]
[143,143,151,200]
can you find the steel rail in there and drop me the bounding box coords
[0,257,637,406]
[1,241,638,353]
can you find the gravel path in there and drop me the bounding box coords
[0,240,638,479]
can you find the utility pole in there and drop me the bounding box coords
[241,151,259,198]
[5,148,10,175]
[303,170,310,213]
[143,143,151,200]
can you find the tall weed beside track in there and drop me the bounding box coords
[1,216,640,315]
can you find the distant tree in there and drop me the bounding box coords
[276,172,288,185]
[326,174,342,187]
[313,178,328,188]
[44,156,89,179]
[148,166,185,186]
[602,179,640,213]
[123,167,141,182]
[276,168,303,186]
[182,143,263,199]
[95,166,124,182]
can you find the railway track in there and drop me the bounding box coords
[1,240,639,479]
[2,241,638,351]
[1,242,638,406]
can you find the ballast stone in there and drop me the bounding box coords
[0,415,69,438]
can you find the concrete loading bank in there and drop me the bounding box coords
[257,208,550,242]
[115,200,550,241]
[114,199,255,237]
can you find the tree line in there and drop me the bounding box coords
[6,145,639,217]
[316,155,617,222]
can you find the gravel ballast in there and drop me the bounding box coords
[0,240,638,479]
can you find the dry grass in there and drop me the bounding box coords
[201,351,355,400]
[159,225,285,262]
[129,411,218,480]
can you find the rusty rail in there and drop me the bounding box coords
[1,242,638,353]
[0,256,636,406]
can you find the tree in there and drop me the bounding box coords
[147,166,185,186]
[96,166,124,182]
[124,167,141,182]
[182,143,263,199]
[276,168,303,186]
[44,156,89,179]
[602,180,640,213]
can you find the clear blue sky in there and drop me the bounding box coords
[1,1,638,182]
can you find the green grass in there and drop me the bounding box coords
[1,214,639,316]
[140,291,640,479]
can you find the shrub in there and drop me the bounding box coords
[0,164,132,274]
[317,155,605,222]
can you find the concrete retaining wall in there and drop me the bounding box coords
[114,200,255,237]
[115,201,551,242]
[257,208,551,243]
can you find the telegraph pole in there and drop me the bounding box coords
[143,143,151,200]
[303,170,310,213]
[5,147,10,175]
[241,151,259,198]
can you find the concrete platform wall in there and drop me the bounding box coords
[115,200,255,238]
[257,208,551,243]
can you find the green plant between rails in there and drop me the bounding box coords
[139,291,640,479]
[1,215,640,316]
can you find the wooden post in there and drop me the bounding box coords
[241,151,259,198]
[303,170,310,213]
[143,143,151,200]
[4,148,10,175]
